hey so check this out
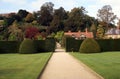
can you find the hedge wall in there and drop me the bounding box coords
[65,37,83,52]
[65,37,120,52]
[0,38,56,54]
[0,41,21,53]
[34,40,45,52]
[96,39,120,51]
[45,38,56,52]
[34,38,56,52]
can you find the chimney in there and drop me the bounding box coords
[85,28,88,34]
[68,30,71,33]
[78,30,81,33]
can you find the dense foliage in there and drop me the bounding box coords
[19,39,37,54]
[79,38,101,53]
[0,2,118,41]
[0,41,21,53]
[34,38,56,52]
[65,37,120,52]
[65,37,83,52]
[25,26,39,39]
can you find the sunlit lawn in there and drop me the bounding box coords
[71,52,120,79]
[0,53,52,79]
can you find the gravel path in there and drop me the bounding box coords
[39,43,104,79]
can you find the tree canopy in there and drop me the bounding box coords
[97,5,117,29]
[0,2,119,40]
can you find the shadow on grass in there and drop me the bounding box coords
[0,68,23,75]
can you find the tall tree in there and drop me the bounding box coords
[97,5,117,29]
[25,13,35,23]
[53,7,68,20]
[37,2,54,26]
[17,9,29,21]
[3,13,21,26]
[90,23,97,38]
[117,19,120,29]
[96,25,105,39]
[50,7,68,32]
[64,7,88,31]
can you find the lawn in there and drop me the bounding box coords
[0,53,52,79]
[71,52,120,79]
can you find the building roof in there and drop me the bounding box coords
[106,28,120,35]
[64,30,93,38]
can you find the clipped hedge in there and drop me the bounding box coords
[65,37,83,52]
[0,38,56,54]
[96,39,120,51]
[80,38,101,53]
[45,38,56,52]
[35,38,56,52]
[19,39,37,54]
[0,41,21,53]
[34,40,45,52]
[65,37,120,52]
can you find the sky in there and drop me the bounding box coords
[0,0,120,19]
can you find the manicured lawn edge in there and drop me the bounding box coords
[37,53,53,79]
[0,53,53,79]
[70,52,120,79]
[70,53,104,79]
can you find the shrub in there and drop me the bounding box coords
[65,37,83,52]
[79,38,101,53]
[0,41,21,53]
[34,38,56,52]
[96,39,120,51]
[45,38,56,52]
[19,39,36,54]
[34,40,45,52]
[25,26,39,39]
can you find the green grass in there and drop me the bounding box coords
[0,53,52,79]
[71,52,120,79]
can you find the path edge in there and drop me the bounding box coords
[70,53,104,79]
[37,53,53,79]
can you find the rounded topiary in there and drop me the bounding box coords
[79,38,101,53]
[19,39,37,54]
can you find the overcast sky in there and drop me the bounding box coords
[0,0,120,18]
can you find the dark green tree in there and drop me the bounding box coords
[17,9,29,21]
[50,7,68,32]
[90,23,97,38]
[64,7,89,32]
[3,13,21,26]
[37,2,54,26]
[25,13,35,23]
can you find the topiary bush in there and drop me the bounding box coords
[79,38,101,53]
[19,39,37,54]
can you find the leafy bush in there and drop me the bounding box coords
[25,26,39,39]
[19,39,37,54]
[55,31,64,42]
[79,38,101,53]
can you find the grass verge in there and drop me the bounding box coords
[71,52,120,79]
[0,53,52,79]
